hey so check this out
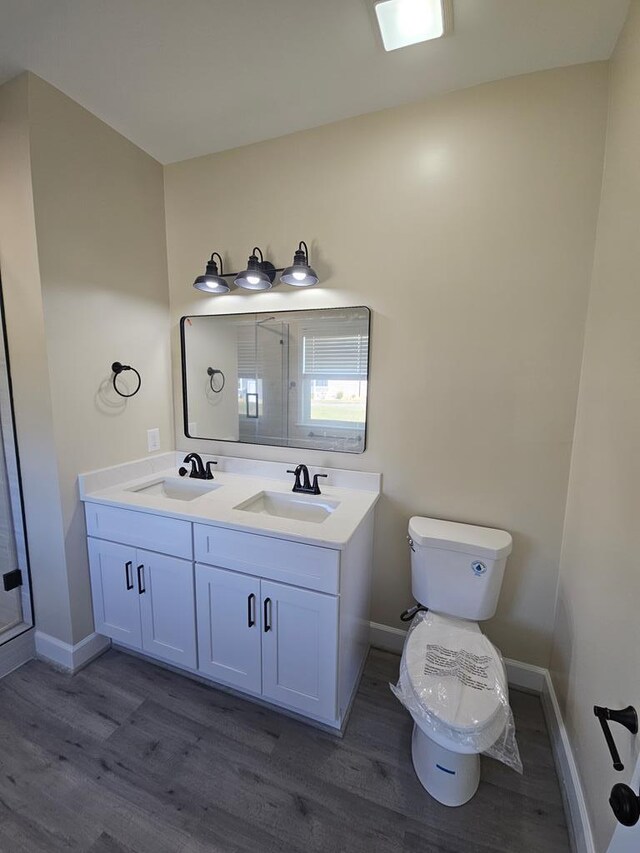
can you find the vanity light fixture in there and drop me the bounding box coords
[280,241,319,287]
[374,0,450,52]
[193,252,231,294]
[192,241,320,294]
[234,247,276,291]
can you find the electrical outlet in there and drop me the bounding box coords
[147,427,160,453]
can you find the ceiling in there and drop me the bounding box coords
[0,0,630,164]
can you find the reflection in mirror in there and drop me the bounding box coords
[181,307,370,453]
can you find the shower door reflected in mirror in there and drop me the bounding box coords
[181,307,370,453]
[237,317,289,446]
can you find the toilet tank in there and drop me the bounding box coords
[408,517,512,621]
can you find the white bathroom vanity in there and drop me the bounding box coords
[79,453,380,732]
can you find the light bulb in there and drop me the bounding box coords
[292,271,307,281]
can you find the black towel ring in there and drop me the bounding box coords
[207,367,225,393]
[111,362,142,398]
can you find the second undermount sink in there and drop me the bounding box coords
[234,491,340,524]
[128,477,221,501]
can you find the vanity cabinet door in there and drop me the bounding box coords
[138,550,197,669]
[261,581,338,722]
[195,564,262,694]
[88,538,142,647]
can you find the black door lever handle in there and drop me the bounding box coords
[610,782,640,826]
[594,705,638,771]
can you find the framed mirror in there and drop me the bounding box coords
[180,306,370,453]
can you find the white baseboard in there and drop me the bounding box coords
[0,627,35,678]
[541,670,594,853]
[503,657,547,693]
[35,630,111,673]
[369,619,591,853]
[369,620,407,654]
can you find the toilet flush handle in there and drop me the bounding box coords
[407,535,415,553]
[400,604,429,622]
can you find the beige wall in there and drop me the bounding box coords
[165,63,609,666]
[0,75,74,643]
[27,75,174,643]
[550,3,640,849]
[184,318,239,440]
[0,73,173,647]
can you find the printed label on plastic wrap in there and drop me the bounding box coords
[422,644,492,691]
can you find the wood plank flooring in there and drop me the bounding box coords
[0,648,570,852]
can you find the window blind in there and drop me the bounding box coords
[302,329,369,380]
[236,327,256,377]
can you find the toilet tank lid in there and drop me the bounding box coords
[408,517,512,559]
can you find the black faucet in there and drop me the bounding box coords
[180,453,217,480]
[286,464,328,496]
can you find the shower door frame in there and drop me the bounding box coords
[0,271,34,655]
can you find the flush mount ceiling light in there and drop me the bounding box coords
[374,0,451,52]
[280,241,319,287]
[192,241,320,294]
[193,252,231,293]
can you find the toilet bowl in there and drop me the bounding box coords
[395,517,515,806]
[402,612,509,806]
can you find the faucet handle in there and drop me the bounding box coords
[311,473,328,495]
[205,460,217,480]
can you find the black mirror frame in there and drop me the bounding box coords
[180,305,371,454]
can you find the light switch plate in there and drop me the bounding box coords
[147,427,161,453]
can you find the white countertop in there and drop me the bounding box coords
[79,453,381,550]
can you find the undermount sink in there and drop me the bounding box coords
[128,477,221,501]
[234,491,340,524]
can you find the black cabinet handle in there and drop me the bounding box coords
[247,593,256,628]
[264,597,272,632]
[594,705,638,771]
[124,561,133,590]
[136,564,145,595]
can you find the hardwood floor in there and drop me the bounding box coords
[0,648,570,852]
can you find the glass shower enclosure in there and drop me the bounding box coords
[0,276,33,647]
[238,316,289,446]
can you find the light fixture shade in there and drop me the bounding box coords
[193,253,230,293]
[280,241,319,287]
[235,248,274,291]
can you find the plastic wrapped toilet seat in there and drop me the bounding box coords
[406,614,505,731]
[391,611,523,773]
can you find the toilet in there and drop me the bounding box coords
[401,516,513,807]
